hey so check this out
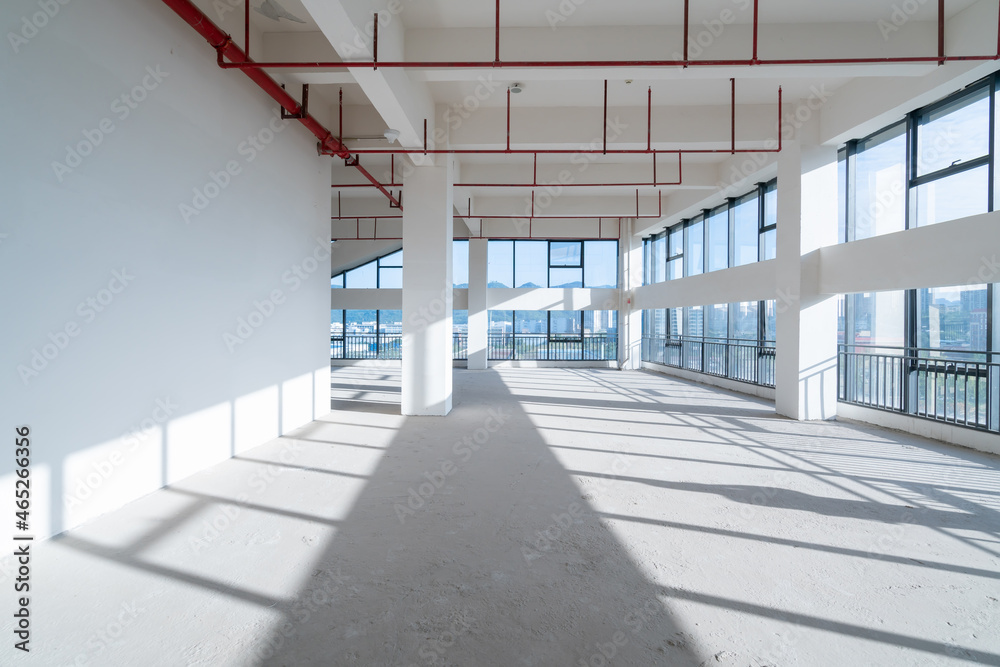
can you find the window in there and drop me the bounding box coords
[733,191,759,266]
[378,250,403,289]
[515,241,547,288]
[345,261,377,289]
[760,181,777,260]
[667,226,682,280]
[685,216,704,276]
[331,274,344,289]
[487,310,618,360]
[488,241,514,288]
[453,240,469,288]
[841,74,999,240]
[916,284,989,354]
[453,310,468,335]
[549,241,583,287]
[333,247,408,289]
[730,301,758,340]
[706,205,728,273]
[584,240,618,288]
[489,239,618,288]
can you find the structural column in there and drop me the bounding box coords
[620,218,643,370]
[468,238,489,370]
[402,160,454,416]
[774,141,840,420]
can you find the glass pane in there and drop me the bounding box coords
[330,310,344,335]
[550,241,582,266]
[763,182,777,229]
[331,274,344,289]
[585,310,617,334]
[837,295,846,345]
[911,165,989,227]
[760,229,776,261]
[653,308,666,337]
[733,193,758,266]
[514,241,548,288]
[916,86,989,177]
[549,311,582,338]
[685,306,704,337]
[379,310,402,333]
[453,240,469,288]
[346,309,376,333]
[584,240,618,288]
[489,310,513,334]
[515,310,547,335]
[707,303,728,339]
[668,225,684,257]
[379,267,402,289]
[381,250,403,267]
[667,258,682,280]
[653,233,667,283]
[838,149,847,244]
[488,240,514,288]
[685,218,704,276]
[730,301,758,339]
[453,310,468,334]
[549,268,583,288]
[916,284,988,353]
[668,309,682,337]
[706,207,729,272]
[763,300,776,342]
[345,261,377,288]
[849,291,905,349]
[853,122,906,240]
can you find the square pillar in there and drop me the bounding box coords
[774,141,840,420]
[402,161,454,416]
[621,218,643,370]
[467,238,489,370]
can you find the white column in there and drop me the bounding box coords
[467,238,489,370]
[402,161,454,416]
[774,141,840,420]
[620,218,643,370]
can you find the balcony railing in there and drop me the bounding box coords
[838,345,999,433]
[453,334,468,360]
[641,335,776,387]
[487,333,618,361]
[331,333,401,360]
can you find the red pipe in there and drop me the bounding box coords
[647,86,652,152]
[217,54,1000,69]
[603,80,608,155]
[495,0,501,64]
[506,87,511,151]
[683,0,689,67]
[244,0,249,57]
[752,0,759,63]
[160,0,402,209]
[731,78,736,154]
[938,0,945,65]
[373,12,379,70]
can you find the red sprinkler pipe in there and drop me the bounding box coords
[160,0,402,209]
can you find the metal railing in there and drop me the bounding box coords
[487,333,618,361]
[331,333,402,360]
[838,345,999,433]
[453,334,468,360]
[642,335,776,387]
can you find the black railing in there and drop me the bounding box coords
[487,333,618,361]
[838,345,999,433]
[453,334,468,360]
[642,335,776,387]
[331,333,401,360]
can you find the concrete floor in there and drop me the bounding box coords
[5,367,1000,666]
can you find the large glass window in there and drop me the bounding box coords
[847,291,906,348]
[488,241,514,288]
[685,216,704,276]
[515,241,548,288]
[760,181,777,260]
[730,301,758,339]
[851,122,907,241]
[378,250,403,289]
[706,205,729,273]
[916,284,989,354]
[667,226,683,280]
[453,240,469,288]
[733,192,758,267]
[584,240,618,288]
[515,310,547,335]
[345,261,378,289]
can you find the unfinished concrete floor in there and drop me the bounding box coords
[4,367,1000,666]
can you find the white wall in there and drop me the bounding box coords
[0,0,331,539]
